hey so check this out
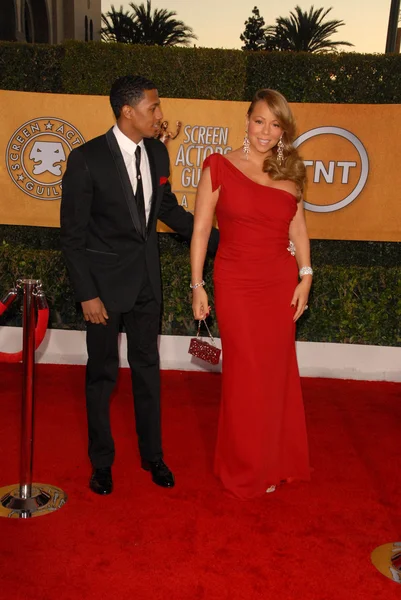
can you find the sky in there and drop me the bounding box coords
[101,0,392,54]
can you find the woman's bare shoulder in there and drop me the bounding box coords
[223,148,243,165]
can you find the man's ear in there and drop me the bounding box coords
[122,104,133,120]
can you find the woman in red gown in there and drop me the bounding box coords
[190,89,312,500]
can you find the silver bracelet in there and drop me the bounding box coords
[299,266,313,278]
[190,280,205,290]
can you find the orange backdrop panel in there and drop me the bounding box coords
[0,90,400,241]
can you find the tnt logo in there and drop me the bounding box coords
[294,126,369,213]
[6,117,85,200]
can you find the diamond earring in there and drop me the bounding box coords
[243,131,250,160]
[277,137,284,166]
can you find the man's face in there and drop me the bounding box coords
[123,89,163,142]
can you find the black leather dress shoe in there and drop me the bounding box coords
[141,459,175,488]
[89,467,113,495]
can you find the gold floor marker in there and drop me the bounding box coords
[0,484,67,519]
[371,542,401,583]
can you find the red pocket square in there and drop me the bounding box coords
[159,176,168,185]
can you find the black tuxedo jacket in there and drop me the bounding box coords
[60,128,218,312]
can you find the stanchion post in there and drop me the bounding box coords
[0,278,67,518]
[19,280,36,500]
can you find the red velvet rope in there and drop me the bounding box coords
[0,306,49,364]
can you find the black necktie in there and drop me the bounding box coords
[134,145,146,237]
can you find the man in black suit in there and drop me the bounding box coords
[60,75,218,495]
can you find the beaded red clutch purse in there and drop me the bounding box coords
[188,319,221,365]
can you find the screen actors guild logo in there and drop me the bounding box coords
[6,117,85,200]
[30,141,66,175]
[155,120,182,145]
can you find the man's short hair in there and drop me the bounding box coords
[110,75,157,119]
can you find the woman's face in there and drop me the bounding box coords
[247,100,283,156]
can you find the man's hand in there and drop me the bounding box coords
[81,297,109,325]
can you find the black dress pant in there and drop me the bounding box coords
[85,274,162,468]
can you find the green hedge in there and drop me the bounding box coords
[61,43,246,100]
[245,52,401,103]
[1,41,401,103]
[0,234,400,346]
[0,43,63,93]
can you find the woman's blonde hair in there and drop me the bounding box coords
[247,89,306,198]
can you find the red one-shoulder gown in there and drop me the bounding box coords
[203,153,310,500]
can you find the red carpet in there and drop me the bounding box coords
[0,363,401,599]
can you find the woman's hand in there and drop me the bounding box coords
[192,287,210,321]
[290,278,311,322]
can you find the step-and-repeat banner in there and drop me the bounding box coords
[0,90,400,241]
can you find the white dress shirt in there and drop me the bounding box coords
[113,124,153,223]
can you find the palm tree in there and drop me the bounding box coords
[101,5,141,43]
[101,1,197,47]
[274,5,353,53]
